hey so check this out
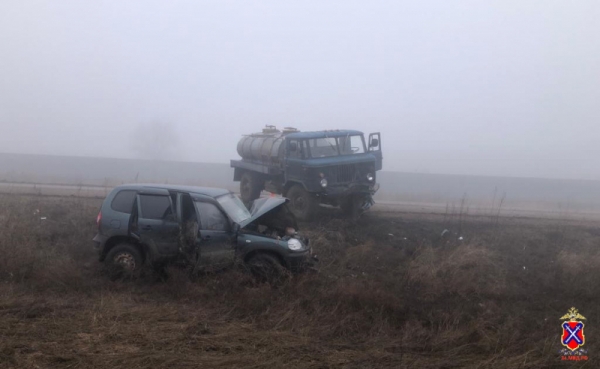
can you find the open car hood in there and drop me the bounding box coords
[237,196,288,228]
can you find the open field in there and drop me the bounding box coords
[1,194,599,368]
[4,153,600,216]
[2,182,600,222]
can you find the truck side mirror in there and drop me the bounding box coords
[369,138,379,148]
[289,142,298,152]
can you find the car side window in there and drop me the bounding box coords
[196,202,229,231]
[110,190,137,213]
[139,195,173,220]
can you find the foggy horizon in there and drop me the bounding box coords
[1,1,599,180]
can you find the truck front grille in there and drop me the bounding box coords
[330,164,356,183]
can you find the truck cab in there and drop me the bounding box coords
[231,127,382,220]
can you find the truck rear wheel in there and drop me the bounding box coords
[240,172,263,204]
[286,185,317,221]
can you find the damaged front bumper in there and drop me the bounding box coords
[287,243,319,272]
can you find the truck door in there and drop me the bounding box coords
[285,139,306,183]
[368,133,382,171]
[194,201,236,271]
[129,189,180,258]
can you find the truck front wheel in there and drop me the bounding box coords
[286,185,317,221]
[240,172,263,204]
[340,195,362,219]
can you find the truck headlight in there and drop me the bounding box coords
[367,173,374,182]
[320,178,328,188]
[288,238,303,251]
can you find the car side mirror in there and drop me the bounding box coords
[369,138,379,148]
[289,142,298,152]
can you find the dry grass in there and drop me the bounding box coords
[0,194,599,368]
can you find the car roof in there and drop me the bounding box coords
[285,130,364,139]
[114,183,231,198]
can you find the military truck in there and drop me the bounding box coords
[230,126,382,220]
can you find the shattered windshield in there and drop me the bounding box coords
[215,193,251,224]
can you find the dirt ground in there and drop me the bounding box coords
[1,194,599,368]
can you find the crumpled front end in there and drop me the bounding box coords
[361,182,380,211]
[282,234,318,272]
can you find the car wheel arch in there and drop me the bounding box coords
[243,249,288,269]
[101,236,146,262]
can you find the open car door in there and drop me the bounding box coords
[129,188,180,258]
[194,200,236,272]
[368,132,382,171]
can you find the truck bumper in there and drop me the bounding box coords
[317,182,379,197]
[313,183,378,211]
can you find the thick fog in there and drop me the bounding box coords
[1,1,599,179]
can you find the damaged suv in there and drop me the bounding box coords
[93,184,315,279]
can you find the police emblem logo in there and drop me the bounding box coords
[560,307,586,351]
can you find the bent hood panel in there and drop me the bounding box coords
[238,197,288,228]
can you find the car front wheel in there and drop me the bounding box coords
[246,253,291,285]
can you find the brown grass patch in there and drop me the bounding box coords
[0,194,598,368]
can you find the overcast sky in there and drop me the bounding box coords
[1,1,599,179]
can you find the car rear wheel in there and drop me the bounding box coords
[240,172,263,205]
[246,253,291,285]
[105,243,143,279]
[286,185,317,221]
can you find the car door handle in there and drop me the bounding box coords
[141,225,152,231]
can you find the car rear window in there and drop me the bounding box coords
[140,195,172,220]
[110,190,136,214]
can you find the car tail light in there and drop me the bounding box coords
[96,211,102,229]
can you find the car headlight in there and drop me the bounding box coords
[288,238,303,251]
[320,178,328,188]
[367,173,374,181]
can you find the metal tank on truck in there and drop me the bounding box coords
[230,125,382,220]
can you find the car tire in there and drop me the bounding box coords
[286,185,317,221]
[105,243,144,279]
[240,172,263,205]
[246,253,291,285]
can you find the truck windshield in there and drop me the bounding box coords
[308,135,366,157]
[215,194,251,224]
